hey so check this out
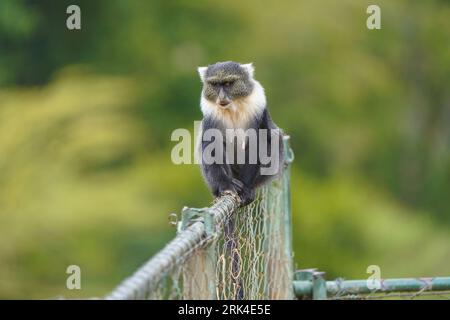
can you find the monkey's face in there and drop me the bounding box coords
[198,61,255,109]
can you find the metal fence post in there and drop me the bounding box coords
[282,136,295,299]
[312,271,327,300]
[264,136,295,299]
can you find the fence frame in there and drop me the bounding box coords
[106,134,450,301]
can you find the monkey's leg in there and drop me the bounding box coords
[202,163,238,197]
[234,163,260,206]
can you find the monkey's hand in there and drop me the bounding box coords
[216,178,241,197]
[231,178,256,207]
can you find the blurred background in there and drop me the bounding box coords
[0,0,449,299]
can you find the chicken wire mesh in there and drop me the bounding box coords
[198,179,293,300]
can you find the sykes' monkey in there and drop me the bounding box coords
[197,61,284,206]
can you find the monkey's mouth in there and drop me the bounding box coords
[217,100,231,109]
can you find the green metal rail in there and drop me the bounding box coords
[294,269,450,299]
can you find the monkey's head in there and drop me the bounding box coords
[198,61,255,110]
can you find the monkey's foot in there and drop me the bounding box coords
[238,188,256,207]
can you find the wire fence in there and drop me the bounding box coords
[106,134,450,300]
[106,136,295,300]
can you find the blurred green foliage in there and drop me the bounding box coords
[0,0,448,298]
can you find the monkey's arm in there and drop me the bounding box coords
[200,118,241,197]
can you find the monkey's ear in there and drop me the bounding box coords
[241,63,255,78]
[197,66,208,82]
